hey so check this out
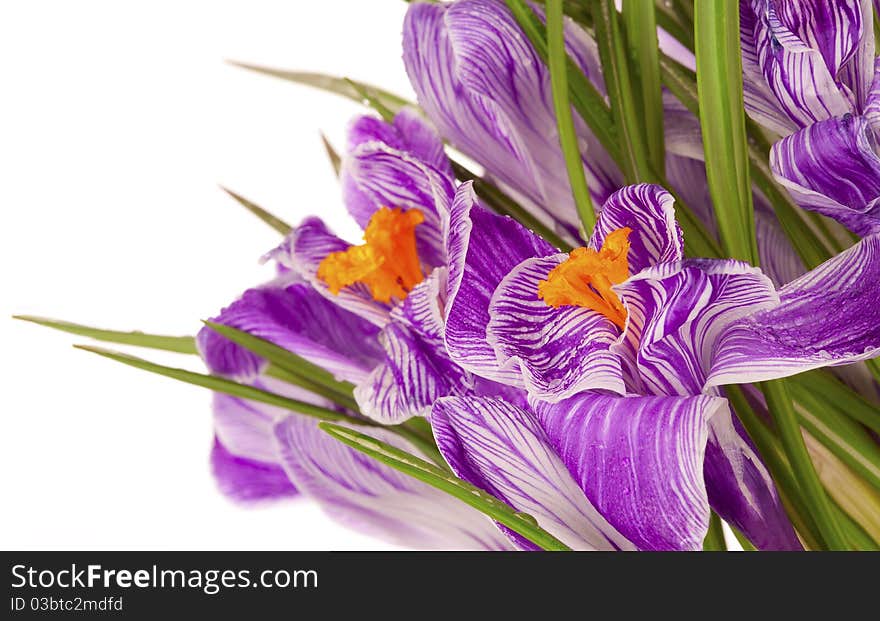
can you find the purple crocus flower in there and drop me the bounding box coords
[437,179,880,549]
[741,0,880,236]
[195,112,514,550]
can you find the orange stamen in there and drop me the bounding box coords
[537,227,632,329]
[317,207,425,303]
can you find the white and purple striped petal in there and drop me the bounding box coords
[273,217,392,326]
[747,0,860,128]
[342,112,456,267]
[210,437,298,503]
[444,183,555,383]
[196,273,383,384]
[487,254,626,402]
[534,392,722,551]
[770,112,880,237]
[589,184,684,273]
[708,233,880,387]
[403,0,621,239]
[273,415,512,550]
[614,259,779,395]
[431,396,635,550]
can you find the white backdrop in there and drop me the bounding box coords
[1,0,413,550]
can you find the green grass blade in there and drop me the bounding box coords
[791,371,880,436]
[219,186,292,235]
[761,380,850,549]
[694,0,756,263]
[702,512,727,551]
[227,62,412,114]
[75,345,353,422]
[320,132,342,177]
[546,0,596,233]
[318,422,572,551]
[791,385,880,492]
[592,0,652,184]
[202,321,359,411]
[623,0,665,175]
[14,315,197,354]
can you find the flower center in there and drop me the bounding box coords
[537,227,632,329]
[317,207,425,303]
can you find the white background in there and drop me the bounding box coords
[1,0,413,550]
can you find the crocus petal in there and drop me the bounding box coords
[210,437,298,503]
[770,113,880,237]
[196,272,383,384]
[755,203,808,286]
[403,0,621,238]
[273,415,512,550]
[342,112,456,267]
[614,259,779,396]
[212,376,334,465]
[750,0,857,127]
[445,183,555,383]
[589,184,684,273]
[534,392,722,551]
[487,254,626,402]
[707,234,880,387]
[274,217,392,326]
[703,401,803,551]
[347,108,452,177]
[431,396,635,551]
[741,0,801,136]
[354,322,472,425]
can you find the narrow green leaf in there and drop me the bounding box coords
[227,62,412,114]
[74,344,353,422]
[702,512,727,551]
[202,321,359,411]
[219,186,292,235]
[320,132,342,177]
[449,160,573,251]
[729,525,757,551]
[592,0,652,184]
[791,371,880,436]
[694,0,756,263]
[655,0,695,51]
[318,422,572,551]
[791,385,880,492]
[867,358,880,387]
[761,380,850,549]
[623,0,666,175]
[14,315,197,354]
[343,78,395,123]
[546,0,596,233]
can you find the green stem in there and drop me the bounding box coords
[702,512,727,551]
[546,0,596,233]
[761,380,850,550]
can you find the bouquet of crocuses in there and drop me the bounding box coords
[18,0,880,551]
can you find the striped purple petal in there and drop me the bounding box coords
[273,217,392,326]
[708,233,880,387]
[748,0,860,128]
[534,392,722,551]
[354,321,472,425]
[444,183,555,383]
[273,415,512,550]
[196,273,383,384]
[342,111,456,267]
[589,184,684,273]
[487,254,626,402]
[431,396,635,551]
[770,112,880,237]
[347,108,452,177]
[741,0,802,136]
[210,437,298,503]
[614,259,779,395]
[403,0,621,239]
